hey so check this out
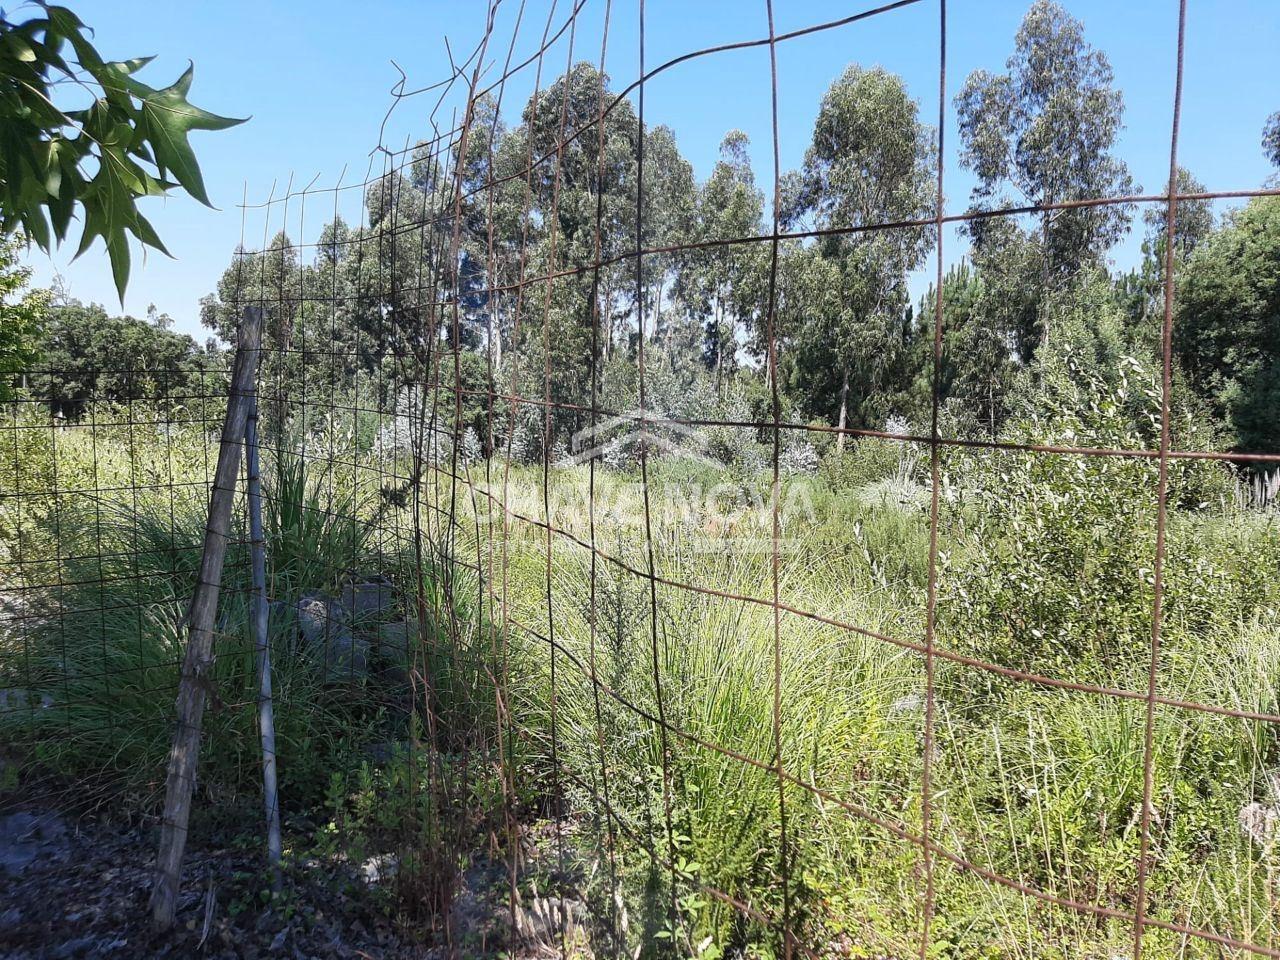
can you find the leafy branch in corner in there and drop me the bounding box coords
[0,3,245,297]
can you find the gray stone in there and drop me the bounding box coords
[1266,767,1280,804]
[296,593,367,680]
[326,630,368,680]
[888,692,925,716]
[0,688,54,713]
[0,811,70,876]
[376,620,418,666]
[296,593,344,645]
[1241,801,1279,847]
[359,853,398,885]
[340,576,397,623]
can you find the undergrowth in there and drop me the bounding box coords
[3,399,1279,958]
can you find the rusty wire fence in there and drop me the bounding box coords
[6,0,1280,956]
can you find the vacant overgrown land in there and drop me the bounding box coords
[3,0,1280,957]
[5,400,1280,956]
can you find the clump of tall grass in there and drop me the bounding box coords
[0,444,389,809]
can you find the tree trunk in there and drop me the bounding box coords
[602,275,613,361]
[836,368,850,456]
[662,279,674,366]
[714,294,724,397]
[150,306,264,930]
[1040,208,1052,349]
[653,277,665,364]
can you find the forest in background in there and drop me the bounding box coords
[5,0,1278,464]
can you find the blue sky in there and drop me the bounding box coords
[21,0,1280,340]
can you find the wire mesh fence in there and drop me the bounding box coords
[5,0,1280,956]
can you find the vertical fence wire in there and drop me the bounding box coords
[1133,2,1189,957]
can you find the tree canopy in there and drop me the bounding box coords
[956,0,1134,354]
[1175,197,1280,453]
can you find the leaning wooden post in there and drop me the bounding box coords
[246,393,282,885]
[150,306,264,929]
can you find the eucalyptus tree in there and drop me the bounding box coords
[431,94,510,360]
[503,62,643,442]
[201,231,304,352]
[1143,167,1214,267]
[1116,167,1214,333]
[956,0,1135,354]
[1265,111,1280,169]
[639,124,697,353]
[361,163,459,370]
[1175,196,1280,453]
[783,66,935,450]
[682,130,766,394]
[914,261,1018,437]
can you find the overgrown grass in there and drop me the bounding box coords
[4,404,1280,957]
[477,449,1280,957]
[0,438,400,810]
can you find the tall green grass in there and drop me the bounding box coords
[472,451,1280,957]
[5,409,1280,957]
[0,445,392,809]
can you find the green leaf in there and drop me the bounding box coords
[23,204,51,251]
[128,210,171,258]
[139,63,245,206]
[73,157,142,301]
[103,221,131,299]
[4,32,38,63]
[1,4,242,294]
[43,141,63,197]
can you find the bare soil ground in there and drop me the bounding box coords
[0,776,593,960]
[0,800,430,959]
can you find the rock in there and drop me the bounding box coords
[0,688,55,714]
[888,693,925,716]
[376,620,418,666]
[296,593,345,645]
[0,810,71,876]
[1266,767,1280,804]
[325,630,369,681]
[360,853,398,885]
[1240,801,1279,847]
[341,576,397,624]
[296,593,367,680]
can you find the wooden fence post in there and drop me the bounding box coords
[150,306,264,929]
[246,394,282,884]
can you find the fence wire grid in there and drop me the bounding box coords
[5,0,1280,957]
